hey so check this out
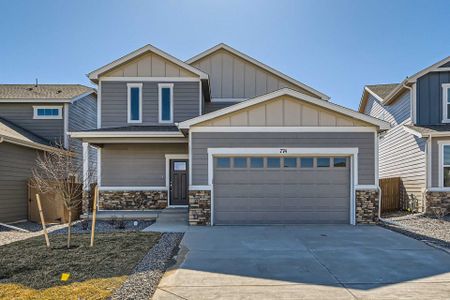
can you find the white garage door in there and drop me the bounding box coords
[213,156,350,224]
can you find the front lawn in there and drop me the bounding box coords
[0,232,160,300]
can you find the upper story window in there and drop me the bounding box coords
[443,83,450,123]
[33,106,62,119]
[127,83,142,123]
[158,83,173,123]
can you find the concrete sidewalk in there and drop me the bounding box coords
[143,208,188,233]
[153,225,450,299]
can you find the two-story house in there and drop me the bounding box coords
[0,84,97,222]
[359,56,450,214]
[71,43,389,226]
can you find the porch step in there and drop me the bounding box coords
[143,207,188,233]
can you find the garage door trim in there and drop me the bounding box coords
[207,147,359,225]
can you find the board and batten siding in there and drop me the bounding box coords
[0,103,64,143]
[68,93,97,174]
[0,143,40,222]
[101,143,188,186]
[364,91,410,126]
[379,123,426,200]
[101,81,199,128]
[190,49,318,100]
[191,132,375,186]
[416,71,450,125]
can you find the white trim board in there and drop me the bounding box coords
[179,88,390,130]
[442,83,450,123]
[206,147,359,226]
[88,44,209,81]
[186,43,329,100]
[69,131,185,138]
[438,140,450,189]
[100,77,201,82]
[189,126,377,133]
[98,186,168,192]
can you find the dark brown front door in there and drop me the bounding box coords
[170,160,188,205]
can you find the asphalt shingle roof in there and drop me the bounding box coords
[81,125,180,132]
[0,117,53,148]
[404,124,450,135]
[0,84,94,100]
[366,83,399,100]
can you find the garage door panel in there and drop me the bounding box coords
[214,155,351,224]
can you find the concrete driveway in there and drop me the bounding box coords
[153,225,450,299]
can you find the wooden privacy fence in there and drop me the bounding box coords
[28,180,82,224]
[379,177,401,212]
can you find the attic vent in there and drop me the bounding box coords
[27,87,33,91]
[57,90,62,94]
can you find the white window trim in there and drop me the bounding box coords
[33,106,63,119]
[127,83,143,123]
[441,83,450,123]
[438,141,450,188]
[158,83,174,123]
[205,147,359,226]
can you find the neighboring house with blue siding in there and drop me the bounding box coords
[359,56,450,214]
[0,84,97,222]
[71,43,390,226]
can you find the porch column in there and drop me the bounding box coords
[82,142,89,192]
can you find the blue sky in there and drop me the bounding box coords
[0,0,449,109]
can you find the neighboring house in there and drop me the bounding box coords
[71,43,389,225]
[0,84,97,223]
[359,56,450,214]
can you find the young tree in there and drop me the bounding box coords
[31,145,94,248]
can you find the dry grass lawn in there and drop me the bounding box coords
[0,232,160,300]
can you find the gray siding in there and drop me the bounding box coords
[0,142,39,222]
[68,94,97,173]
[204,101,241,113]
[379,123,426,200]
[364,91,410,126]
[431,137,450,187]
[0,103,64,143]
[416,71,450,125]
[101,81,199,128]
[191,132,375,185]
[101,143,188,186]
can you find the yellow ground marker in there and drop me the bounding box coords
[60,273,70,281]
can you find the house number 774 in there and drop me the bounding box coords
[279,148,287,154]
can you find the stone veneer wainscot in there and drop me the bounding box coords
[356,189,379,224]
[189,190,211,225]
[98,190,168,210]
[425,191,450,215]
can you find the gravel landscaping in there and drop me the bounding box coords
[381,213,450,249]
[0,220,153,246]
[112,232,183,300]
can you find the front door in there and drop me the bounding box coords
[170,160,189,205]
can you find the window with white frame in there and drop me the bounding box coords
[441,143,450,187]
[33,106,62,119]
[127,83,142,123]
[158,83,173,123]
[442,83,450,122]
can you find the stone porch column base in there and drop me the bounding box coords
[189,190,211,225]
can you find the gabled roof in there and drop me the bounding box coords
[0,84,95,103]
[88,44,209,82]
[0,117,57,151]
[358,83,399,112]
[403,124,450,138]
[383,55,450,104]
[186,43,329,101]
[179,88,390,130]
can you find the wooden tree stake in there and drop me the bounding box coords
[36,194,50,247]
[90,186,98,247]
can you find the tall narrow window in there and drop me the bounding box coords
[442,144,450,187]
[127,83,142,123]
[443,84,450,122]
[159,83,174,123]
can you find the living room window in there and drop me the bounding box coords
[33,106,62,119]
[159,83,173,123]
[127,83,142,123]
[442,83,450,122]
[440,142,450,187]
